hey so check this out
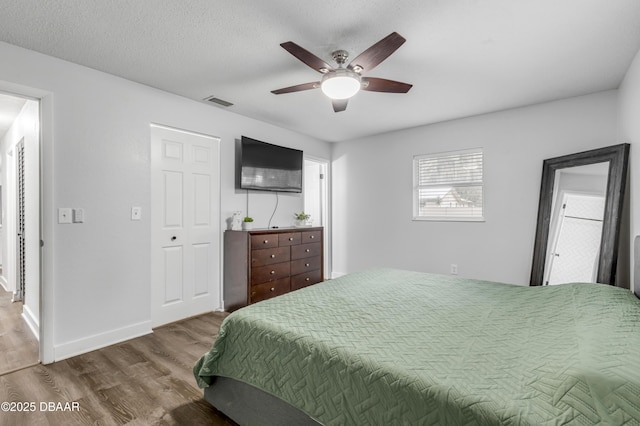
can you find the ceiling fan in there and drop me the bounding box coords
[271,32,413,112]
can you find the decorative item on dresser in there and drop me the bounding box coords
[293,211,312,227]
[223,227,324,311]
[242,216,253,230]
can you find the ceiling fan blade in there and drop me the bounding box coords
[347,32,406,73]
[361,77,412,93]
[280,42,334,73]
[271,82,320,95]
[332,99,348,112]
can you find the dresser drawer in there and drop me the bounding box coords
[251,262,290,286]
[251,246,290,267]
[279,232,301,246]
[291,256,321,276]
[291,269,322,291]
[251,234,279,249]
[291,242,321,260]
[250,278,290,303]
[301,230,321,243]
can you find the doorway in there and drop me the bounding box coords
[0,92,40,374]
[304,157,330,278]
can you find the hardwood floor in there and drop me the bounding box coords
[0,287,39,375]
[0,312,238,425]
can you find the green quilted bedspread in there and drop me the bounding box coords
[194,268,640,425]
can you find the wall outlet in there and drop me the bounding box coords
[450,264,458,275]
[131,206,142,221]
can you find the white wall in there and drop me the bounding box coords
[618,45,640,296]
[0,41,331,360]
[332,91,619,285]
[0,99,40,336]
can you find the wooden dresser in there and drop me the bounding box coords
[223,227,324,311]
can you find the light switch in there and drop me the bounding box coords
[58,208,72,224]
[131,207,142,221]
[73,208,85,223]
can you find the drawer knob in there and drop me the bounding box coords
[270,270,275,275]
[263,240,269,244]
[310,235,315,239]
[305,263,310,267]
[270,254,276,258]
[270,287,275,292]
[289,237,294,241]
[305,249,310,253]
[305,277,310,281]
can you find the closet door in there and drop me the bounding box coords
[150,125,221,327]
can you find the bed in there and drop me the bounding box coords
[194,268,640,425]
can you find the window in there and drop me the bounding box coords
[413,148,484,221]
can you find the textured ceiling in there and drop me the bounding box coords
[1,0,640,142]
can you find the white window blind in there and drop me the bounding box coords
[413,148,484,221]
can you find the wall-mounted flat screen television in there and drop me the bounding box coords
[239,136,303,193]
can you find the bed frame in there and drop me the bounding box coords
[204,376,320,425]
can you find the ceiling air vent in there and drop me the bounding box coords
[203,96,233,107]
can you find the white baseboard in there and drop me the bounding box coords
[22,304,39,341]
[54,320,152,362]
[331,271,347,279]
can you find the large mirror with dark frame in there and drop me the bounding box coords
[530,144,629,287]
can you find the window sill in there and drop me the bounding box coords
[412,216,485,223]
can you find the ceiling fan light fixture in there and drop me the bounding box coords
[321,69,361,100]
[272,33,411,111]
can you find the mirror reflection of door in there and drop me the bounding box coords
[543,163,608,285]
[545,193,604,284]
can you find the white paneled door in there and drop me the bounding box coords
[545,193,604,285]
[150,125,220,327]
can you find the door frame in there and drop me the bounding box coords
[0,82,54,364]
[303,155,331,279]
